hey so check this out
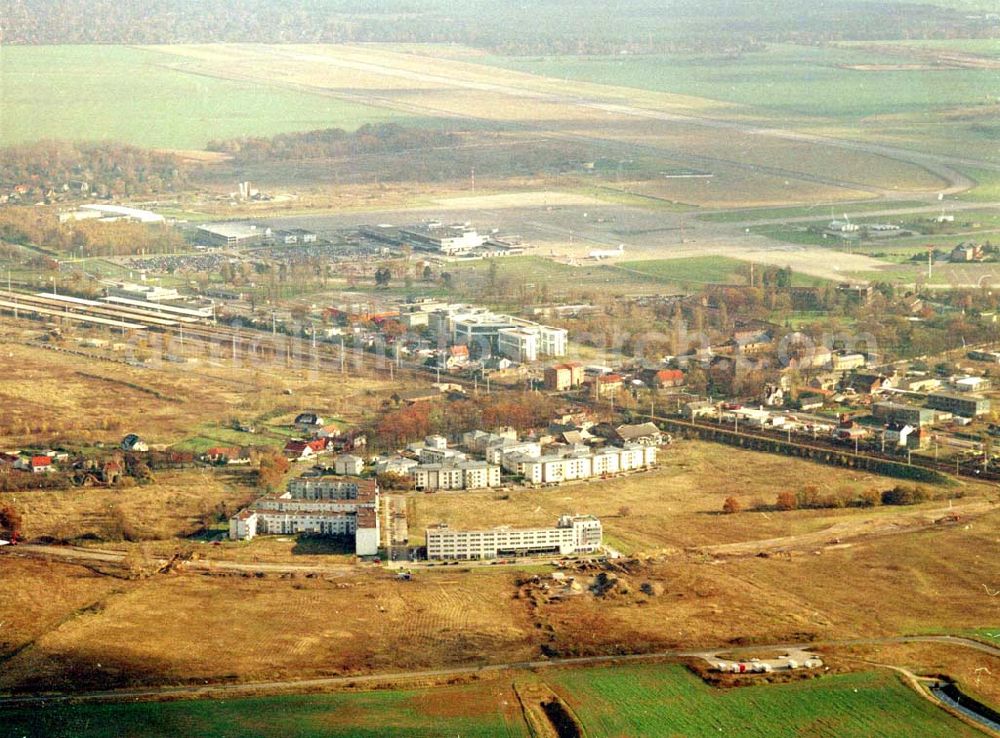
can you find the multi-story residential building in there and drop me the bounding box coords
[425,514,602,560]
[872,402,936,428]
[462,428,518,452]
[509,444,656,484]
[409,460,501,491]
[334,454,364,476]
[286,476,374,500]
[373,455,419,476]
[486,439,542,467]
[925,392,991,418]
[591,448,622,475]
[418,446,467,464]
[229,476,380,555]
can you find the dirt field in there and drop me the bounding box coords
[0,558,126,666]
[0,467,257,541]
[515,508,1000,661]
[1,502,995,694]
[0,333,397,449]
[0,567,537,693]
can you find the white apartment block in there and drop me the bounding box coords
[419,446,467,464]
[334,454,364,476]
[287,477,373,500]
[373,455,419,475]
[409,460,501,491]
[486,439,542,466]
[426,514,602,560]
[229,476,380,556]
[505,444,656,484]
[425,435,449,450]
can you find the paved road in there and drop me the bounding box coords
[698,199,1000,227]
[0,635,994,707]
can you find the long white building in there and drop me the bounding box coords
[426,515,602,560]
[229,476,380,555]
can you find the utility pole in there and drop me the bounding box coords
[9,269,17,319]
[340,337,345,374]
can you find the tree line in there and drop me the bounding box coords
[0,141,187,202]
[206,124,460,164]
[372,393,561,450]
[722,483,961,514]
[0,206,187,258]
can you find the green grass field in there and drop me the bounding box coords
[449,255,661,295]
[3,665,979,738]
[748,224,841,247]
[551,664,981,737]
[619,256,828,287]
[447,254,821,295]
[617,256,749,285]
[958,168,1000,202]
[1,687,528,738]
[483,44,999,119]
[0,46,416,149]
[841,38,1000,57]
